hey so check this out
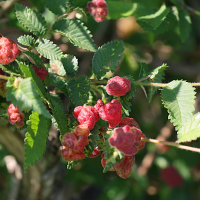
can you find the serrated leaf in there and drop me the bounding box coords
[67,161,78,169]
[40,0,68,15]
[106,1,138,19]
[178,113,200,143]
[96,86,107,103]
[49,94,69,136]
[18,35,35,47]
[87,90,98,105]
[137,4,170,30]
[119,75,135,116]
[52,18,97,52]
[148,64,168,103]
[49,75,68,96]
[178,10,191,42]
[161,80,196,131]
[139,62,150,82]
[17,61,48,99]
[119,98,132,116]
[170,0,184,7]
[35,38,63,60]
[0,61,22,76]
[102,132,124,173]
[68,0,88,9]
[23,51,45,68]
[84,129,100,157]
[137,8,177,34]
[6,77,51,118]
[89,129,100,147]
[68,75,91,106]
[24,111,51,171]
[92,40,124,79]
[15,3,47,37]
[50,55,78,77]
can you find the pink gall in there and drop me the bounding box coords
[106,76,131,97]
[0,36,19,65]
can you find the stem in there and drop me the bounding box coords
[184,4,200,16]
[17,44,29,52]
[57,13,69,21]
[90,79,107,85]
[190,82,200,86]
[134,81,200,87]
[142,138,200,153]
[134,81,169,87]
[137,74,152,82]
[0,75,9,80]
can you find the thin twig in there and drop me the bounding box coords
[134,81,200,87]
[0,75,9,80]
[142,138,200,153]
[137,74,152,82]
[134,81,169,87]
[184,4,200,16]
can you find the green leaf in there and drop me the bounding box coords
[178,10,191,42]
[89,129,100,148]
[23,51,45,68]
[6,77,51,118]
[161,80,196,131]
[106,1,138,19]
[50,55,78,77]
[40,0,68,15]
[52,18,97,52]
[102,132,124,173]
[18,35,35,47]
[178,113,200,143]
[68,75,91,106]
[67,161,79,169]
[137,8,177,34]
[68,0,88,9]
[35,38,63,60]
[24,112,51,171]
[92,40,124,79]
[137,4,170,30]
[84,129,100,157]
[49,94,69,136]
[17,61,48,99]
[0,61,22,76]
[49,75,68,96]
[139,62,150,82]
[119,75,135,116]
[170,0,184,7]
[148,64,168,103]
[15,3,47,37]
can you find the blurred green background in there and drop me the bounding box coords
[0,0,200,199]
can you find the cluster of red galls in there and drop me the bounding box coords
[101,118,145,179]
[61,124,90,161]
[0,35,19,65]
[0,34,144,179]
[85,0,108,22]
[0,36,48,126]
[7,103,25,129]
[61,76,146,178]
[0,35,48,80]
